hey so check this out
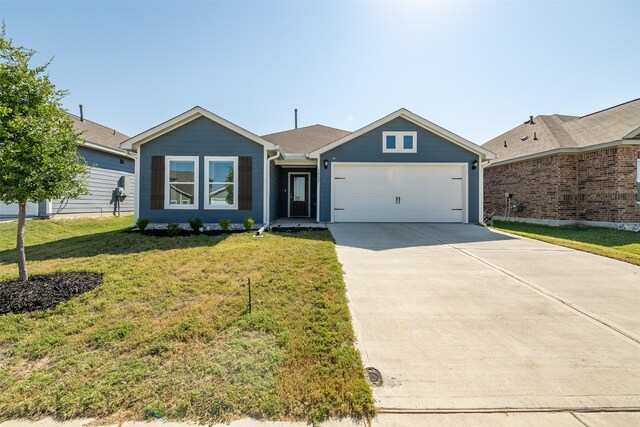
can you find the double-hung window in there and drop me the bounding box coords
[636,159,640,203]
[205,156,238,209]
[165,156,199,209]
[382,131,417,153]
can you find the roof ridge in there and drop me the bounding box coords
[539,115,579,148]
[579,97,640,119]
[67,112,127,136]
[262,123,350,137]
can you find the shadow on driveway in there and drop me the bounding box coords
[328,223,515,251]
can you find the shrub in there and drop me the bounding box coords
[167,223,181,237]
[243,217,255,231]
[219,218,231,231]
[136,218,150,231]
[188,217,203,232]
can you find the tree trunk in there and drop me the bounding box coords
[17,201,28,281]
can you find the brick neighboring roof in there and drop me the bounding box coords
[68,113,129,149]
[483,98,640,163]
[262,124,351,154]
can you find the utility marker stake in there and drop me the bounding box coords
[247,277,252,314]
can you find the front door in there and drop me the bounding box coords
[289,174,309,217]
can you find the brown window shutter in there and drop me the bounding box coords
[151,156,165,209]
[238,156,252,210]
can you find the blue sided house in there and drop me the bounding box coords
[0,111,135,219]
[120,107,495,226]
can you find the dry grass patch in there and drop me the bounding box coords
[0,217,374,424]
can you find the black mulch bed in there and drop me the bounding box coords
[0,272,103,315]
[124,227,329,237]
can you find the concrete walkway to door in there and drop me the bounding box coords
[329,223,640,413]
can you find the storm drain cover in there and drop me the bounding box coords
[365,367,383,386]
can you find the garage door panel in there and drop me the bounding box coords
[333,164,465,223]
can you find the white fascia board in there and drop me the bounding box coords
[485,139,640,168]
[120,106,277,151]
[307,108,496,160]
[274,159,318,167]
[81,141,136,159]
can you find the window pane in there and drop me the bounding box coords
[169,161,194,182]
[637,160,640,202]
[209,183,234,205]
[169,183,194,205]
[293,177,306,201]
[386,135,396,149]
[403,135,413,149]
[209,161,234,183]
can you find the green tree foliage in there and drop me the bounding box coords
[0,23,88,280]
[225,168,234,206]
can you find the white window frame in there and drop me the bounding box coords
[204,156,238,210]
[382,131,417,153]
[165,156,199,210]
[636,159,640,204]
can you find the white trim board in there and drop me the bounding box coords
[120,106,277,151]
[164,156,200,210]
[203,156,238,210]
[82,141,136,159]
[309,108,495,160]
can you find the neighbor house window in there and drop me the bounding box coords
[382,131,417,153]
[165,156,199,209]
[637,159,640,202]
[205,156,238,209]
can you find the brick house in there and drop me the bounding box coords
[483,98,640,227]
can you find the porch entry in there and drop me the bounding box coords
[288,172,310,217]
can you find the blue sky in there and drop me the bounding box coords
[1,0,638,143]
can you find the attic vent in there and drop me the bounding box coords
[504,141,507,148]
[534,132,538,140]
[520,136,529,142]
[524,115,535,125]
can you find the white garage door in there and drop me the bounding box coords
[333,163,466,223]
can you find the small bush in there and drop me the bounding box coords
[167,223,181,237]
[136,218,150,231]
[188,217,203,232]
[243,217,254,231]
[219,218,231,231]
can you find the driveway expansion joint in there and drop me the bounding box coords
[400,224,640,348]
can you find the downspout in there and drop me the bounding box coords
[256,146,282,235]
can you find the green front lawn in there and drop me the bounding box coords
[491,220,640,266]
[0,217,374,424]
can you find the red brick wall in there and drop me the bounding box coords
[484,146,640,223]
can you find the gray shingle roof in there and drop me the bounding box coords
[262,124,351,154]
[483,98,640,162]
[68,113,129,149]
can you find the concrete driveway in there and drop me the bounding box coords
[329,223,640,412]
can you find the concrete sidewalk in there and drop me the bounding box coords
[3,412,640,426]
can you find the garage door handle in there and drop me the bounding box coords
[334,177,346,180]
[451,177,462,180]
[451,208,463,211]
[334,208,345,211]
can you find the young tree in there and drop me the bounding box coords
[0,23,88,281]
